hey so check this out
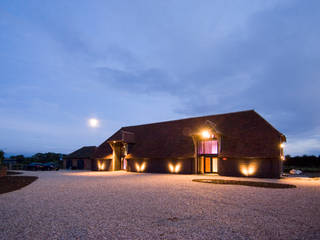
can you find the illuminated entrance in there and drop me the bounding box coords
[200,156,218,173]
[197,130,219,173]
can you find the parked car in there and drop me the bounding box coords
[26,162,59,171]
[42,162,59,171]
[26,162,44,171]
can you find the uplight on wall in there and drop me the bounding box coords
[136,162,146,172]
[240,163,256,176]
[97,161,105,171]
[169,163,181,173]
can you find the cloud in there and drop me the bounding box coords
[0,0,319,155]
[97,67,176,94]
[286,137,320,156]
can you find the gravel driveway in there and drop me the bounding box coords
[1,171,320,240]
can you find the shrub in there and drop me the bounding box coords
[284,155,320,168]
[0,150,4,167]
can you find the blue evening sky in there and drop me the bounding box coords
[0,0,319,156]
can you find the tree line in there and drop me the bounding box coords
[1,149,319,169]
[284,155,320,168]
[1,150,66,166]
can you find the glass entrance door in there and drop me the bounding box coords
[205,157,211,173]
[203,156,218,173]
[121,158,127,170]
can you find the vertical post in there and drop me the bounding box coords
[192,136,198,174]
[280,137,284,177]
[109,141,120,171]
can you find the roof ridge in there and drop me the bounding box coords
[122,109,255,128]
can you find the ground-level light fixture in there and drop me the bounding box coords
[136,162,146,172]
[97,161,105,170]
[169,163,181,173]
[281,155,285,161]
[240,164,256,176]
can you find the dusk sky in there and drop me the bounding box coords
[0,0,319,156]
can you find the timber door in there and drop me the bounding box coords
[77,159,84,169]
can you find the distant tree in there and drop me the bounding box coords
[283,154,320,168]
[0,150,4,166]
[32,152,62,163]
[10,155,25,162]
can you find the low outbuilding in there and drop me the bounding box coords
[63,146,97,170]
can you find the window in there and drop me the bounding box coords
[198,140,218,154]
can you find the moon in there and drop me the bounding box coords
[88,118,99,128]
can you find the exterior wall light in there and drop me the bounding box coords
[280,143,285,148]
[240,164,256,176]
[97,161,105,171]
[136,162,146,172]
[169,163,181,173]
[281,155,285,161]
[202,130,211,139]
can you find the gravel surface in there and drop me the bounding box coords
[1,171,319,240]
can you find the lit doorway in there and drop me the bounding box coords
[201,156,218,173]
[121,157,127,170]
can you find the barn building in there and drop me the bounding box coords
[64,110,286,178]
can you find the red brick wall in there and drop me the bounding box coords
[83,159,92,170]
[218,157,281,178]
[126,157,194,174]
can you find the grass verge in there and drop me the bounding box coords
[0,176,38,194]
[192,179,296,188]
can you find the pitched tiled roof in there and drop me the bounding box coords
[94,110,285,159]
[64,146,97,159]
[93,142,113,159]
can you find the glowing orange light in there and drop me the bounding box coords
[140,162,146,171]
[175,164,181,173]
[242,168,249,176]
[281,156,285,161]
[240,164,256,176]
[136,162,146,172]
[169,163,181,173]
[248,166,255,175]
[280,143,285,148]
[97,161,105,170]
[169,163,174,173]
[202,130,211,139]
